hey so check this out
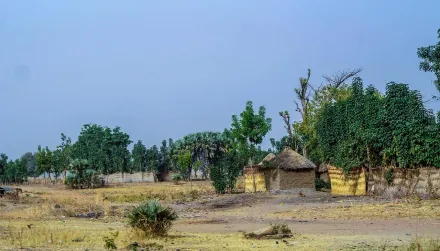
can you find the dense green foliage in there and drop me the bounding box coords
[230,101,272,165]
[66,159,103,189]
[73,124,132,175]
[127,200,178,237]
[316,78,440,172]
[210,150,246,194]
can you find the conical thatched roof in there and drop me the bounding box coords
[258,153,276,165]
[318,163,328,173]
[269,147,316,170]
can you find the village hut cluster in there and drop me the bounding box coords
[244,148,317,193]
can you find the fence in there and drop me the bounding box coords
[368,167,440,198]
[328,165,366,196]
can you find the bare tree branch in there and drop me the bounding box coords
[323,68,363,88]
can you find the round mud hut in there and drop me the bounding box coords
[244,148,316,192]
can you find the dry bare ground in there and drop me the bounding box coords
[0,182,439,250]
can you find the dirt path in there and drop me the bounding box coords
[169,191,440,244]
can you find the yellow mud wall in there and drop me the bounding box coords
[245,172,267,193]
[328,165,366,196]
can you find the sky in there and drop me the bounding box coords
[1,1,440,159]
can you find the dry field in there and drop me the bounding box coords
[0,181,439,250]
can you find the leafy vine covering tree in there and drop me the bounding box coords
[316,77,440,173]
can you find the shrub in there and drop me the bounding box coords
[127,200,178,237]
[65,169,103,189]
[210,151,243,194]
[384,168,394,185]
[171,173,182,184]
[103,231,119,250]
[315,178,331,190]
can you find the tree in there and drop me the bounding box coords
[210,150,244,194]
[21,152,36,178]
[66,158,102,189]
[173,132,228,179]
[230,101,272,193]
[52,149,64,182]
[176,150,192,180]
[35,146,54,181]
[132,140,147,172]
[57,133,72,180]
[147,145,159,181]
[72,124,131,177]
[0,153,8,183]
[158,140,170,179]
[281,68,362,162]
[417,29,440,94]
[322,68,363,89]
[316,78,440,173]
[4,157,27,184]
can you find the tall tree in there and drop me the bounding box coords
[132,140,147,172]
[158,140,170,179]
[230,100,272,193]
[417,29,440,94]
[35,146,54,181]
[0,153,8,182]
[147,145,159,181]
[57,133,72,180]
[21,152,37,178]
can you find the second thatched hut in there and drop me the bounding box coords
[244,148,316,192]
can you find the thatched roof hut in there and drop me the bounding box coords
[270,148,316,170]
[244,148,316,192]
[258,153,276,165]
[317,163,330,182]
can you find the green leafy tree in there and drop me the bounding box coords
[132,140,147,172]
[21,152,37,178]
[3,157,27,184]
[35,146,54,181]
[210,149,249,194]
[176,150,192,180]
[66,158,102,189]
[57,133,72,180]
[417,28,440,94]
[147,145,160,181]
[230,100,272,193]
[72,124,131,177]
[0,153,8,183]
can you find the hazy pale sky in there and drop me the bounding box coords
[1,1,439,159]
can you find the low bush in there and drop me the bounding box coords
[127,200,178,237]
[315,178,331,190]
[172,173,182,184]
[65,169,103,189]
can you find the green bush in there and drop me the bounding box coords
[315,178,331,190]
[171,173,182,184]
[127,200,178,237]
[65,169,103,189]
[103,231,119,250]
[210,151,243,194]
[384,168,394,185]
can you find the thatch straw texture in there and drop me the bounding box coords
[328,165,366,196]
[269,148,316,170]
[258,153,276,165]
